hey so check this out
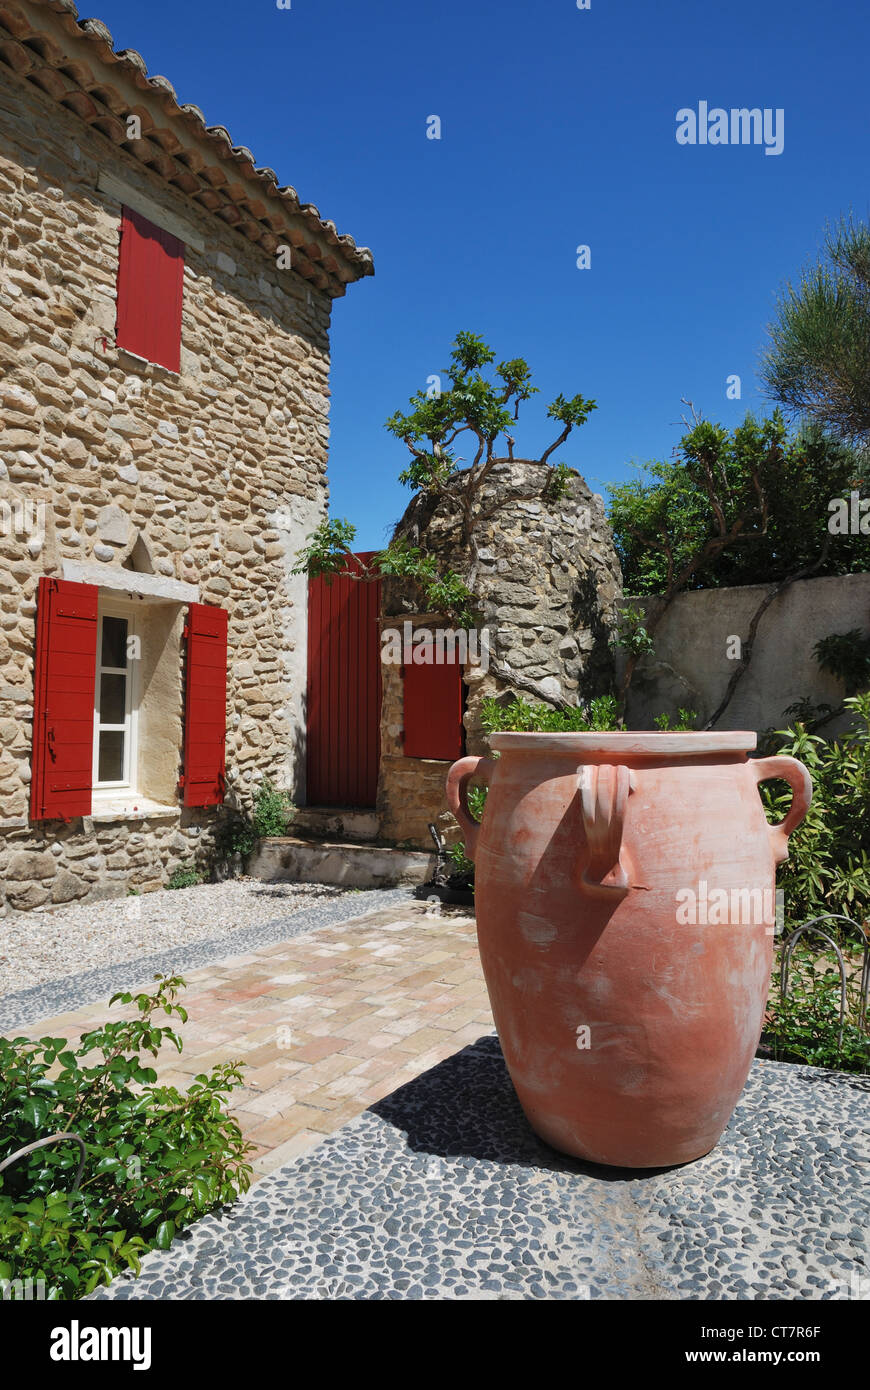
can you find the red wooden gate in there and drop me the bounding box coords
[306,552,381,807]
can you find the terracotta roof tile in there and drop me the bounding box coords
[0,0,374,294]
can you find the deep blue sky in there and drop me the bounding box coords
[89,0,868,547]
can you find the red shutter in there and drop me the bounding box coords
[115,205,184,372]
[30,578,98,822]
[182,603,227,807]
[402,640,465,760]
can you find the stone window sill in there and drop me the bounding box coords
[89,797,179,824]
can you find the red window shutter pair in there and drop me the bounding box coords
[30,584,227,821]
[402,641,465,761]
[115,205,184,372]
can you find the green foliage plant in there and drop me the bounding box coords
[251,780,295,839]
[0,976,251,1298]
[758,694,870,927]
[166,864,202,891]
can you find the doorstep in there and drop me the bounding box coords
[248,836,438,889]
[290,806,380,842]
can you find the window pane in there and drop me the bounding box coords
[102,616,128,669]
[99,673,127,726]
[98,730,125,782]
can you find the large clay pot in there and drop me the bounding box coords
[446,733,812,1168]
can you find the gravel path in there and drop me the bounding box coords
[92,1042,869,1301]
[0,878,346,996]
[0,881,417,1031]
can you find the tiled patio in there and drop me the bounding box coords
[22,901,494,1179]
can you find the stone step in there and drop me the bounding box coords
[248,836,438,890]
[290,807,380,842]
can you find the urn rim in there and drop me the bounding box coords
[489,730,758,755]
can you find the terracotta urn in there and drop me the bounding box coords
[446,732,812,1168]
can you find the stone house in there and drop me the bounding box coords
[0,0,372,914]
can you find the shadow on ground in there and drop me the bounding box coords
[370,1034,680,1183]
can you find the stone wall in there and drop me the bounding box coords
[0,63,334,913]
[617,573,870,737]
[378,460,623,847]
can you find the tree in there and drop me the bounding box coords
[384,331,596,547]
[608,410,867,722]
[293,331,598,627]
[761,217,870,443]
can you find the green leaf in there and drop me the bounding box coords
[20,1096,51,1129]
[154,1220,175,1250]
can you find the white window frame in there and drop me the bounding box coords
[92,600,139,798]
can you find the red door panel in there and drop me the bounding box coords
[306,553,381,807]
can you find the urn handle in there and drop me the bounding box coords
[577,763,635,898]
[446,756,496,863]
[751,755,813,865]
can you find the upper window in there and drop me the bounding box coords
[115,205,185,372]
[93,605,138,794]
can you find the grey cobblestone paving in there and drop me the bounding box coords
[91,1039,869,1301]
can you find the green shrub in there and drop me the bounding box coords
[479,693,695,735]
[214,811,258,862]
[252,780,295,838]
[479,693,622,734]
[765,938,870,1073]
[813,630,870,696]
[758,693,870,927]
[467,785,488,822]
[445,840,474,880]
[166,864,203,891]
[0,976,251,1299]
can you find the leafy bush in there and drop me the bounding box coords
[758,693,870,927]
[652,710,697,730]
[467,785,488,822]
[813,629,870,696]
[610,605,655,660]
[211,780,295,866]
[479,693,694,735]
[765,938,870,1073]
[214,810,258,862]
[251,780,295,838]
[166,864,203,890]
[479,693,622,734]
[0,976,251,1299]
[608,414,866,597]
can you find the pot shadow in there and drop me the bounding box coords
[369,1034,686,1183]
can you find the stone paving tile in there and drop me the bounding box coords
[0,887,418,1031]
[15,902,493,1179]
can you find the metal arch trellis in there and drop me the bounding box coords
[780,913,870,1051]
[0,1132,87,1194]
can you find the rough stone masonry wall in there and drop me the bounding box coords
[378,460,623,847]
[0,67,332,914]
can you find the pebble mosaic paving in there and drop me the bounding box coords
[4,890,866,1301]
